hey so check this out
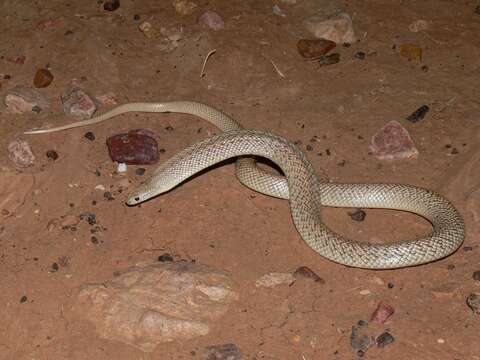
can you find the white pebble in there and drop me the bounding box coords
[116,163,128,173]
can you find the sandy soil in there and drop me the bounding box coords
[1,0,479,359]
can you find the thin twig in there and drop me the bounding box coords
[270,59,285,78]
[200,49,216,78]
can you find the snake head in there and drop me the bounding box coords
[126,187,155,206]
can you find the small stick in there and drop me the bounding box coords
[270,59,285,78]
[200,49,216,78]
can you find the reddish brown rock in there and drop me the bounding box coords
[8,139,35,167]
[297,39,336,59]
[33,68,54,88]
[370,302,395,324]
[106,130,159,165]
[370,121,419,160]
[61,84,97,118]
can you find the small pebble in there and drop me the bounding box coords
[473,271,480,281]
[464,245,473,251]
[293,266,325,283]
[158,253,174,262]
[133,14,141,21]
[475,5,480,15]
[467,293,480,314]
[33,68,54,88]
[8,139,35,167]
[60,214,79,229]
[406,105,429,123]
[371,302,395,324]
[138,21,157,39]
[348,209,366,221]
[297,39,336,59]
[6,55,26,64]
[202,343,243,360]
[20,295,28,303]
[447,264,455,270]
[387,282,395,289]
[91,236,99,244]
[354,51,366,60]
[272,4,287,17]
[172,0,197,15]
[103,0,120,11]
[116,162,128,173]
[46,150,59,161]
[103,191,114,201]
[316,53,340,66]
[255,272,295,288]
[80,212,97,225]
[304,12,356,44]
[297,39,336,60]
[51,262,59,272]
[198,10,225,31]
[409,19,429,32]
[376,332,394,348]
[135,168,146,176]
[84,131,96,141]
[350,321,371,352]
[370,121,419,160]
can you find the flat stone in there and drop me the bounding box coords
[4,86,49,113]
[76,261,238,352]
[106,129,159,165]
[370,120,419,160]
[8,139,35,167]
[61,84,97,119]
[255,272,295,288]
[304,12,356,44]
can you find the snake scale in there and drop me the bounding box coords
[25,101,465,269]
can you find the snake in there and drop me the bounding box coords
[25,101,465,269]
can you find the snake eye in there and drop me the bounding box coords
[134,196,140,202]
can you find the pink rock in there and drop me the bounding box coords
[371,302,395,324]
[370,121,419,160]
[8,139,35,167]
[4,86,49,113]
[198,10,225,31]
[106,129,160,165]
[61,85,97,119]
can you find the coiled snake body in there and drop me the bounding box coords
[25,101,465,269]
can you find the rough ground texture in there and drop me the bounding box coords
[1,0,479,359]
[77,261,239,352]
